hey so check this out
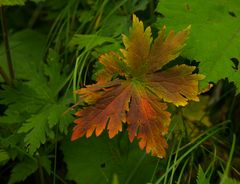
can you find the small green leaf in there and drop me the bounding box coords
[219,173,240,184]
[8,159,37,184]
[0,149,9,164]
[69,34,116,51]
[196,166,210,184]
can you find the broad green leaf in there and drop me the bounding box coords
[63,134,157,184]
[0,29,46,82]
[8,159,37,184]
[156,0,240,91]
[0,0,25,6]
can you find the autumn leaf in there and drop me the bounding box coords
[71,15,204,158]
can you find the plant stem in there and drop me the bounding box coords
[37,155,45,184]
[0,66,10,85]
[0,6,15,82]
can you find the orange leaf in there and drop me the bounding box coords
[148,25,191,72]
[71,80,132,140]
[146,65,205,106]
[97,51,125,83]
[127,83,170,157]
[120,15,152,76]
[71,15,204,158]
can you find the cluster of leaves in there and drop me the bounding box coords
[0,29,72,182]
[0,0,240,184]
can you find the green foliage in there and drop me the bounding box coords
[0,29,46,82]
[156,0,240,91]
[0,0,240,183]
[219,174,240,184]
[0,149,9,164]
[196,166,210,184]
[69,34,116,51]
[0,32,73,154]
[8,159,37,184]
[62,133,157,184]
[0,0,25,6]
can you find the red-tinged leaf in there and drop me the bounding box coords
[97,52,125,83]
[75,79,121,104]
[71,80,132,140]
[146,65,205,106]
[148,26,191,72]
[71,15,204,158]
[127,83,170,157]
[120,14,152,75]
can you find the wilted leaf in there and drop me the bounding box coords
[71,15,204,158]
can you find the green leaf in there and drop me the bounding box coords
[29,0,45,3]
[0,83,45,115]
[0,0,25,6]
[39,155,51,175]
[44,48,67,97]
[196,166,210,184]
[18,105,54,155]
[0,149,9,164]
[219,173,240,184]
[68,34,116,51]
[0,29,46,82]
[18,97,72,155]
[156,0,240,91]
[0,31,72,154]
[62,133,157,184]
[8,159,37,184]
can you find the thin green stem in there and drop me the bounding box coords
[155,122,227,184]
[220,134,236,184]
[37,154,45,184]
[0,66,10,84]
[0,6,15,82]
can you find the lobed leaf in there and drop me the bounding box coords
[146,65,205,106]
[148,26,191,72]
[121,14,152,76]
[127,83,170,157]
[72,81,132,139]
[72,15,203,158]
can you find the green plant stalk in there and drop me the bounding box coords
[155,121,228,184]
[220,134,236,184]
[0,6,15,82]
[53,126,59,184]
[176,158,189,184]
[164,142,175,184]
[169,137,182,184]
[37,154,45,184]
[0,66,10,84]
